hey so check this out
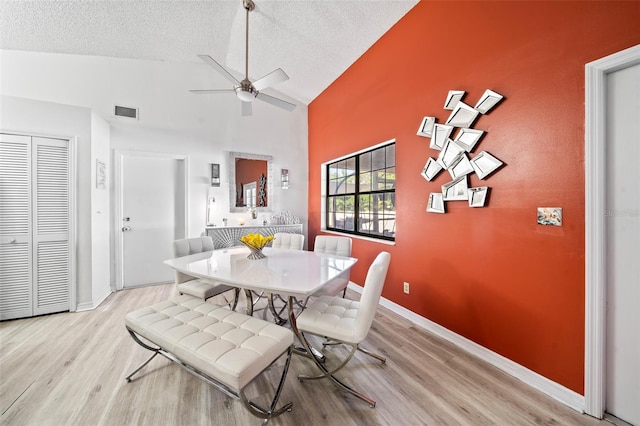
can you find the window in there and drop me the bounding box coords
[326,142,395,241]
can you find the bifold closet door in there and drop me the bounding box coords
[0,134,33,320]
[31,137,70,316]
[0,134,71,320]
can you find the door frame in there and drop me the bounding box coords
[584,44,640,418]
[113,150,188,291]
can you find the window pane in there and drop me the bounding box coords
[372,147,385,171]
[345,157,356,177]
[327,196,335,213]
[328,164,339,180]
[359,171,371,192]
[345,173,356,193]
[385,144,395,168]
[375,170,387,190]
[359,151,371,172]
[385,167,396,190]
[359,194,371,213]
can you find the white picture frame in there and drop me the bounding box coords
[416,116,436,138]
[445,101,479,128]
[443,90,465,110]
[421,158,443,181]
[442,176,469,201]
[437,138,465,169]
[468,187,488,207]
[430,124,453,151]
[427,192,445,213]
[470,151,503,179]
[448,152,474,179]
[474,89,504,114]
[453,128,485,152]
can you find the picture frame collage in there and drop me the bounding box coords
[418,89,504,213]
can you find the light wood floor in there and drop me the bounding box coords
[1,284,606,426]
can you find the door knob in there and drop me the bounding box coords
[122,226,132,232]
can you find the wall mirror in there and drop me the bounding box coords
[228,151,273,213]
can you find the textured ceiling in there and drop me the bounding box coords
[0,0,418,105]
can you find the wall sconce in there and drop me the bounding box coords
[211,163,220,187]
[281,168,289,189]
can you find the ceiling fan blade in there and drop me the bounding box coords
[255,92,296,112]
[189,89,235,94]
[197,54,240,85]
[252,68,289,91]
[241,101,252,117]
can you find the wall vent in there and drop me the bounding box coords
[114,105,138,119]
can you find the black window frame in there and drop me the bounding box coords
[325,142,396,242]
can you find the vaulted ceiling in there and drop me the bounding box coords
[0,0,418,105]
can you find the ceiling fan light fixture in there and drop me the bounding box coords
[235,86,257,102]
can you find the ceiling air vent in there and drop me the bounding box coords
[114,105,138,119]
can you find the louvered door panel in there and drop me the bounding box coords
[32,137,70,316]
[0,134,32,320]
[36,241,69,309]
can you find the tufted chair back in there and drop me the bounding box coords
[172,236,214,284]
[271,233,304,250]
[313,235,352,257]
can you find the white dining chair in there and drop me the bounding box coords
[313,235,353,297]
[294,251,391,407]
[271,232,304,250]
[172,236,239,309]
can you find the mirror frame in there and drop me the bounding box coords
[228,151,274,213]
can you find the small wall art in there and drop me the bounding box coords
[417,116,436,138]
[537,207,562,226]
[96,159,106,189]
[427,192,445,213]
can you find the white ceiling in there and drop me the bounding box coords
[0,0,418,105]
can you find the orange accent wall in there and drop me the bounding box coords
[307,1,640,394]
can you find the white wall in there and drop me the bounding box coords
[1,49,309,292]
[90,112,112,307]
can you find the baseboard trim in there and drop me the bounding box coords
[347,283,586,413]
[75,289,113,312]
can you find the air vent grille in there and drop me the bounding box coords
[114,105,138,119]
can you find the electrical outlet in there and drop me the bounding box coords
[403,282,410,294]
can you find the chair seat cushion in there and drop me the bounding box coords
[125,295,293,391]
[295,295,361,344]
[178,279,235,300]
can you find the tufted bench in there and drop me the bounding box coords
[124,295,294,423]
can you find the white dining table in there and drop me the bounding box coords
[163,246,358,357]
[164,246,357,300]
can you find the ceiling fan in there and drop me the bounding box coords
[190,0,296,116]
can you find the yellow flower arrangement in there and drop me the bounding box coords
[240,233,274,250]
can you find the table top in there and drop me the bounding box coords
[164,247,357,298]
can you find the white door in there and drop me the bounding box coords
[117,152,186,288]
[605,62,640,425]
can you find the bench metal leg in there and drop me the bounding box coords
[239,346,294,424]
[125,329,161,382]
